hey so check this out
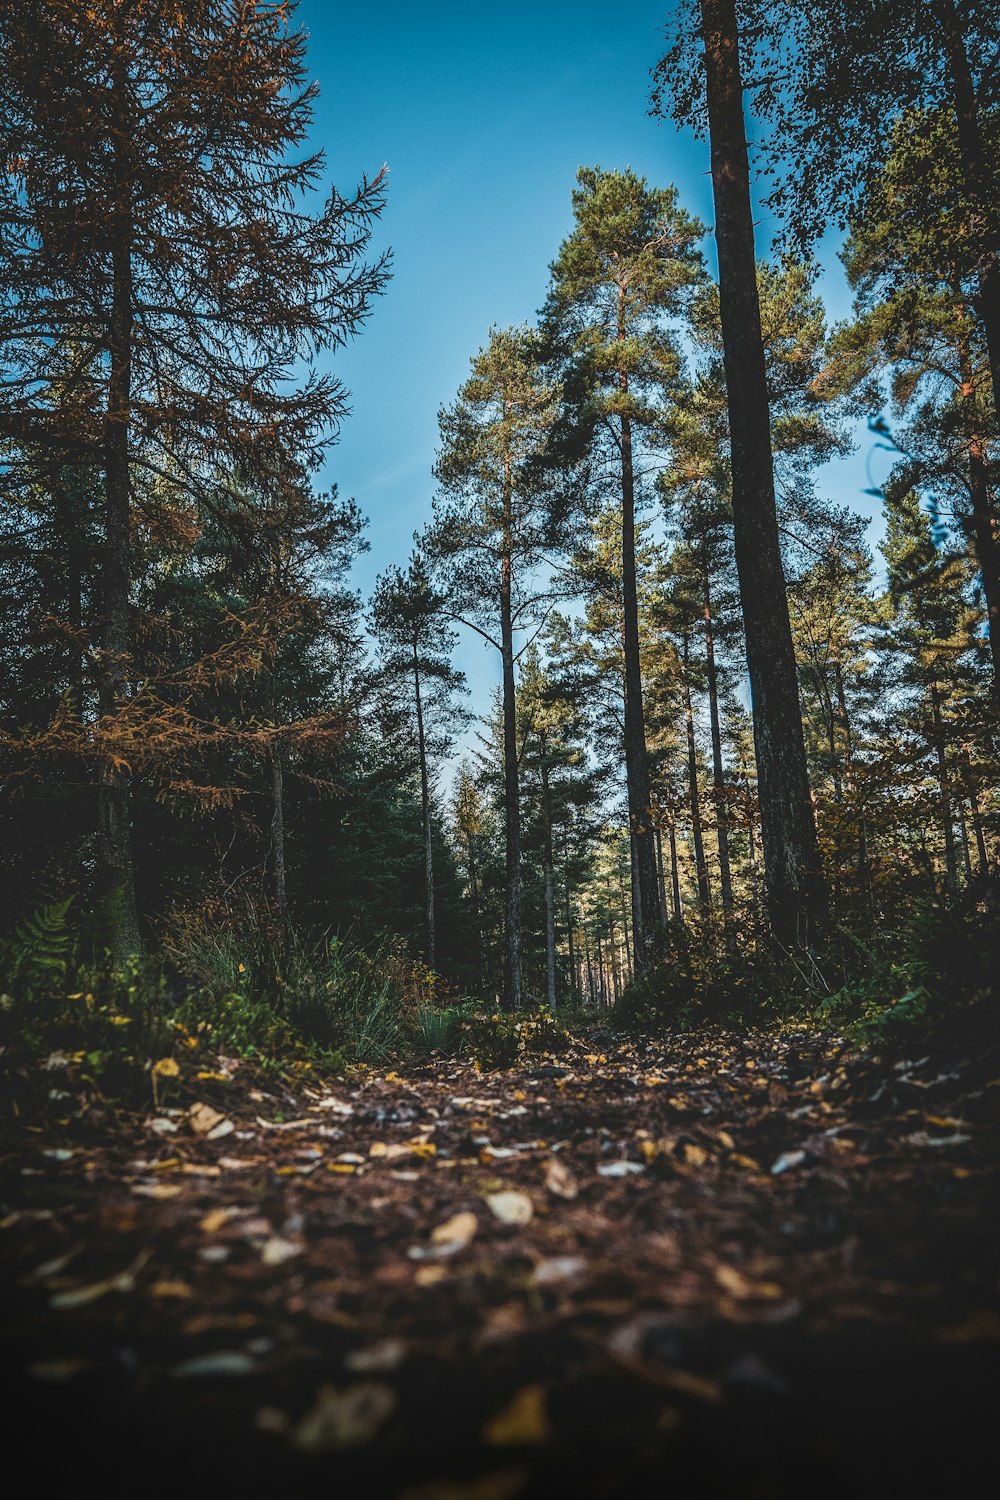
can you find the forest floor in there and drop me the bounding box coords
[2,1024,999,1499]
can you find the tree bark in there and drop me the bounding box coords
[618,295,664,961]
[955,319,1000,685]
[500,541,523,1010]
[541,761,557,1013]
[99,141,141,963]
[701,554,735,943]
[932,0,1000,428]
[683,635,712,909]
[413,645,436,969]
[700,0,825,946]
[270,739,287,929]
[929,678,958,898]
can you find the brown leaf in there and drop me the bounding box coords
[292,1382,396,1453]
[483,1385,551,1446]
[544,1157,578,1200]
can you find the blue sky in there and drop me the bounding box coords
[297,0,892,724]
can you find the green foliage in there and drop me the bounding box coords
[0,896,74,995]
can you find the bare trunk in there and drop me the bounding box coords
[654,824,669,923]
[683,637,712,909]
[270,742,287,927]
[99,157,140,962]
[929,679,958,898]
[541,762,557,1013]
[955,319,1000,685]
[668,818,683,922]
[933,0,1000,425]
[700,0,825,946]
[618,301,663,961]
[413,647,436,968]
[500,545,523,1011]
[702,557,735,943]
[958,743,991,877]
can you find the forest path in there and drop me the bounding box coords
[2,1028,998,1498]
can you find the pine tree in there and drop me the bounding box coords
[427,326,576,1008]
[0,0,388,958]
[543,167,704,963]
[657,0,826,947]
[371,555,467,969]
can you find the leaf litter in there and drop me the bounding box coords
[2,1027,999,1497]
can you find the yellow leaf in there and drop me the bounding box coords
[152,1057,179,1078]
[486,1191,533,1226]
[431,1211,478,1250]
[483,1385,550,1446]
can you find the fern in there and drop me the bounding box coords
[7,897,75,993]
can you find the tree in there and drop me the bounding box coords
[427,326,575,1009]
[656,0,826,947]
[371,555,467,969]
[0,0,388,958]
[543,166,704,963]
[823,113,1000,683]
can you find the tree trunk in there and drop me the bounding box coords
[654,824,669,923]
[702,554,735,943]
[929,678,958,898]
[563,828,577,1005]
[500,544,523,1010]
[932,0,1000,427]
[270,740,287,928]
[958,742,991,877]
[955,318,1000,685]
[668,818,683,922]
[683,636,712,909]
[413,646,436,968]
[618,303,664,960]
[99,165,141,963]
[699,0,825,947]
[541,761,557,1013]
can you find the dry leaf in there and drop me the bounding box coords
[430,1211,478,1250]
[131,1182,183,1200]
[292,1382,396,1453]
[345,1338,406,1373]
[188,1102,225,1136]
[172,1351,256,1378]
[484,1190,533,1226]
[261,1236,302,1266]
[544,1157,578,1200]
[483,1385,550,1446]
[151,1058,180,1078]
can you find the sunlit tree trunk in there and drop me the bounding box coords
[413,644,436,968]
[700,0,825,946]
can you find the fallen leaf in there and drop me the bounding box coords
[430,1211,478,1251]
[597,1161,644,1178]
[345,1338,406,1373]
[171,1351,256,1378]
[131,1182,183,1200]
[483,1385,550,1446]
[486,1191,534,1225]
[261,1236,302,1266]
[188,1102,225,1136]
[206,1119,235,1141]
[292,1382,396,1453]
[770,1150,806,1175]
[544,1157,578,1200]
[200,1206,244,1234]
[28,1358,94,1381]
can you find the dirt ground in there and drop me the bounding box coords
[2,1026,998,1498]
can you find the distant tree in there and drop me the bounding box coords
[427,326,577,1009]
[371,555,467,968]
[0,0,388,958]
[543,166,704,963]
